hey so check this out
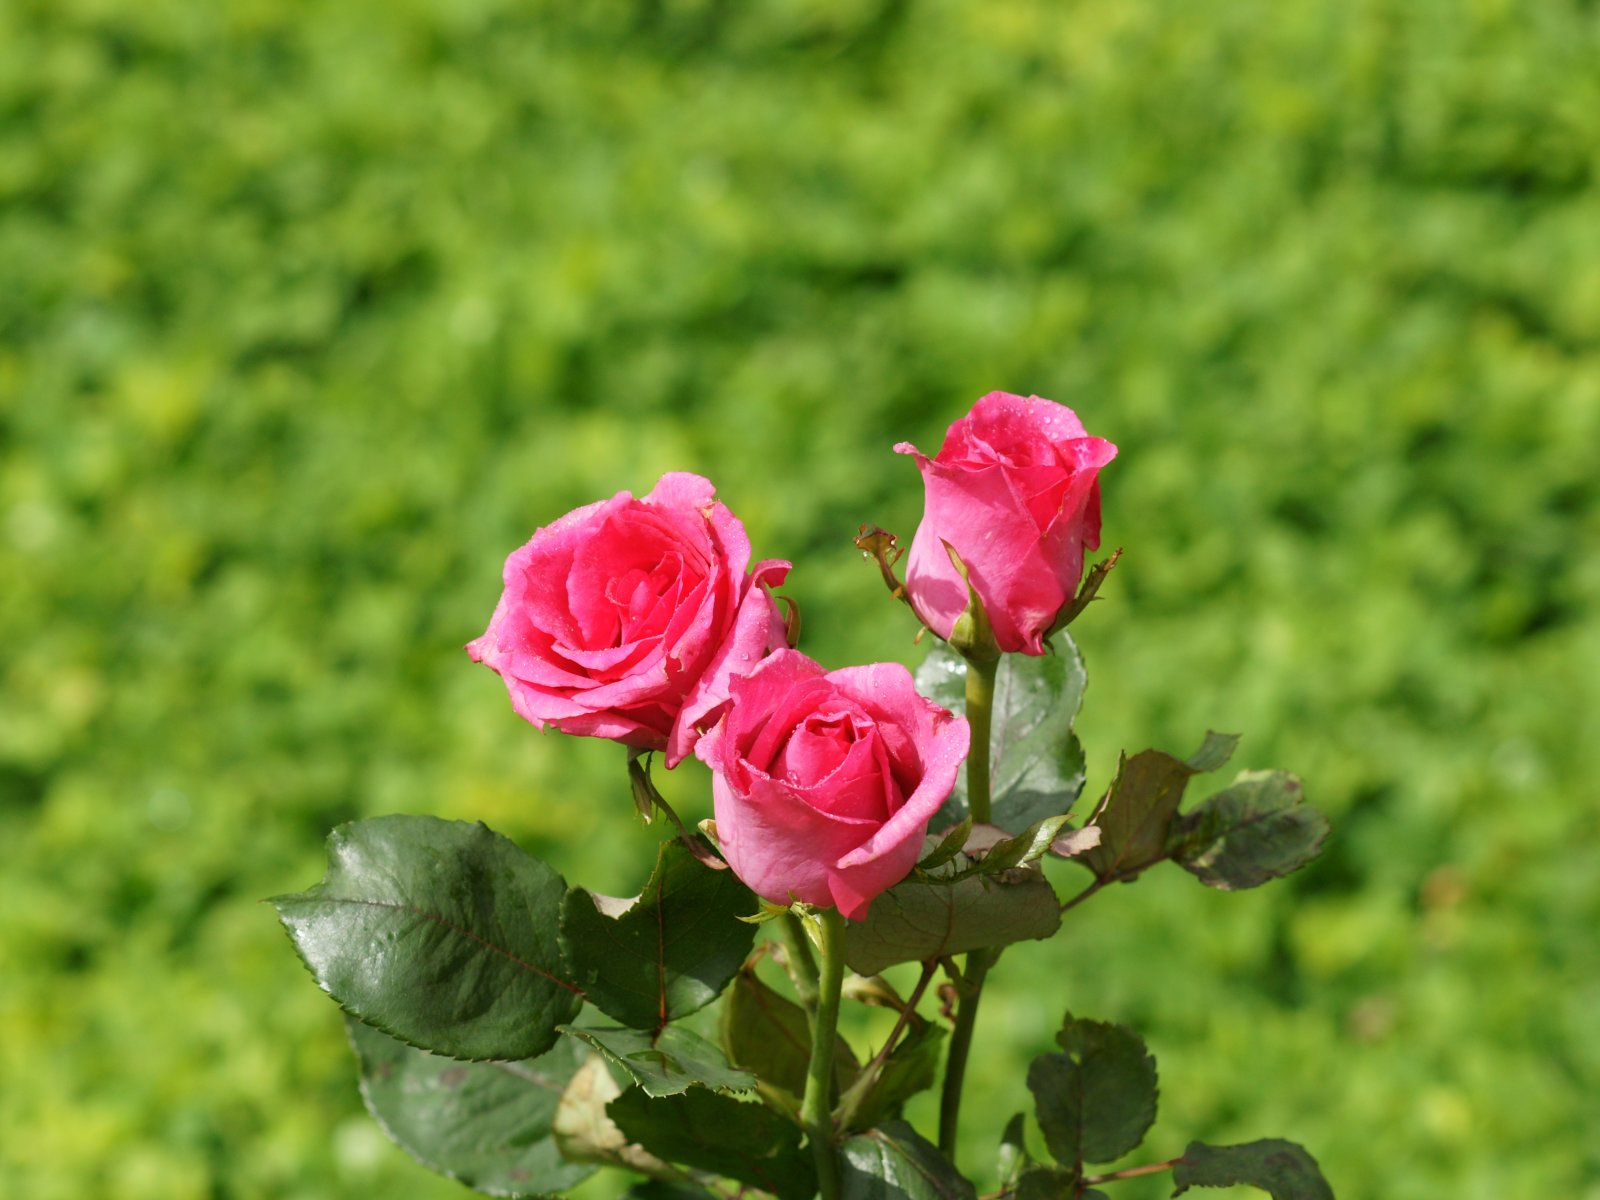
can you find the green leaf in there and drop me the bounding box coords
[1028,1015,1158,1167]
[918,817,973,872]
[1186,731,1241,773]
[1077,728,1240,885]
[721,968,860,1103]
[608,1086,815,1200]
[346,1017,594,1197]
[975,814,1075,875]
[271,816,582,1061]
[1076,750,1194,883]
[997,1113,1033,1193]
[916,639,1088,833]
[559,1024,756,1097]
[1015,1167,1078,1200]
[842,869,1062,975]
[840,1121,976,1200]
[914,819,1077,885]
[559,840,757,1029]
[848,1019,946,1130]
[1174,772,1329,890]
[1172,1139,1335,1199]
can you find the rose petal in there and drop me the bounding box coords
[829,664,970,873]
[701,651,971,919]
[895,395,1117,654]
[666,595,794,768]
[712,766,878,911]
[470,473,783,759]
[900,456,1067,652]
[777,725,892,823]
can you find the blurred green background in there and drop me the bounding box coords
[3,0,1598,1196]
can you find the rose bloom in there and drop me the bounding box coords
[896,392,1117,655]
[696,649,969,919]
[467,472,789,766]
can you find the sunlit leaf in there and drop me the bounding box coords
[916,639,1088,833]
[560,840,756,1029]
[272,816,581,1061]
[1028,1014,1158,1167]
[1173,771,1329,890]
[559,1024,755,1097]
[842,869,1061,975]
[608,1087,814,1200]
[347,1017,593,1196]
[839,1121,976,1200]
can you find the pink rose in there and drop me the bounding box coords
[895,392,1117,655]
[467,472,790,766]
[695,649,970,919]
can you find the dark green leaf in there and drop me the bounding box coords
[842,869,1062,975]
[559,1024,755,1097]
[1172,1139,1335,1199]
[559,840,757,1029]
[840,1121,977,1200]
[848,1019,946,1130]
[916,819,1075,884]
[721,968,859,1103]
[1185,731,1241,773]
[271,816,581,1061]
[987,637,1089,821]
[1174,772,1329,890]
[1077,749,1194,882]
[347,1017,593,1197]
[997,1113,1032,1193]
[1015,1166,1078,1200]
[918,817,974,872]
[608,1086,814,1200]
[916,639,1088,833]
[1029,1015,1158,1167]
[976,814,1075,875]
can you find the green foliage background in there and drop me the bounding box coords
[3,0,1598,1196]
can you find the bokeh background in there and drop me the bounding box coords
[4,1,1599,1197]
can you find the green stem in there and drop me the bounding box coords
[937,946,993,1159]
[781,912,821,1015]
[963,653,998,825]
[801,908,847,1200]
[833,960,937,1131]
[939,650,999,1162]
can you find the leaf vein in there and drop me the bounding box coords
[309,895,582,995]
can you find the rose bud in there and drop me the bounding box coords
[695,649,970,919]
[468,472,789,766]
[895,392,1117,655]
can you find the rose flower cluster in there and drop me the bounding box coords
[469,392,1116,917]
